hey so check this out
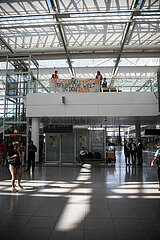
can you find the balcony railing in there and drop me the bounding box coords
[27,77,158,94]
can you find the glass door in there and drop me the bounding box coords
[46,133,60,162]
[61,133,74,163]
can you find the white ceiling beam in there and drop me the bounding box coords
[0,45,159,54]
[0,9,160,19]
[110,0,147,86]
[48,0,74,77]
[0,51,160,62]
[0,19,159,30]
[0,66,158,77]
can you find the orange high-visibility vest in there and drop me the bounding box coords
[52,74,58,78]
[96,74,102,83]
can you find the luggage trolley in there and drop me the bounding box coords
[106,147,116,165]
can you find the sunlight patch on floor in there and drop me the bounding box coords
[55,164,92,231]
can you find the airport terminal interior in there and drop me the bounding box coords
[0,0,160,239]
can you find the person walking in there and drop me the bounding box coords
[151,148,160,191]
[25,140,37,172]
[7,143,23,192]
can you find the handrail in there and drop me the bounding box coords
[28,78,158,93]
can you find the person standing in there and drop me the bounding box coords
[7,143,23,192]
[96,71,103,92]
[130,139,136,165]
[25,141,37,172]
[151,148,160,191]
[136,138,143,166]
[0,139,6,166]
[102,78,107,91]
[124,141,131,166]
[52,70,58,79]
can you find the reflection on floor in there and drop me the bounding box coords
[0,148,160,240]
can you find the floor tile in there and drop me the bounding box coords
[84,218,114,231]
[113,218,145,231]
[1,215,32,227]
[116,230,150,240]
[0,149,160,240]
[17,227,53,240]
[84,229,117,240]
[49,229,83,240]
[26,216,57,228]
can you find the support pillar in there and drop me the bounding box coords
[31,117,39,162]
[104,128,106,160]
[118,125,121,146]
[135,123,141,144]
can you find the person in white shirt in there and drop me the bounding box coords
[151,148,160,191]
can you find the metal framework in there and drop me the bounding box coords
[0,0,159,80]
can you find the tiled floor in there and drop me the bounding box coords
[0,148,160,240]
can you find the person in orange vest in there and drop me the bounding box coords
[96,71,103,91]
[52,70,58,79]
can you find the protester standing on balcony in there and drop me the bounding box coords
[52,70,58,79]
[96,71,103,92]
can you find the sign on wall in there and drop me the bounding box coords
[50,78,100,93]
[44,125,73,133]
[79,136,86,148]
[49,136,57,147]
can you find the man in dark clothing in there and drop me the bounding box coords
[130,139,136,165]
[124,141,131,166]
[25,141,37,172]
[136,138,143,166]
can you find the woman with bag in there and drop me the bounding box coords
[7,143,23,192]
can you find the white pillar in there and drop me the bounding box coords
[31,117,39,162]
[104,128,106,160]
[135,123,141,144]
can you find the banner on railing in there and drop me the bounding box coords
[50,78,101,93]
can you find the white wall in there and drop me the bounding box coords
[26,92,159,117]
